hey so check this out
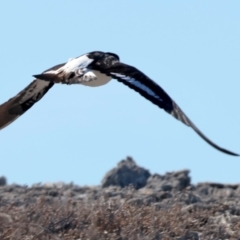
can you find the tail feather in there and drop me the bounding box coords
[33,73,63,83]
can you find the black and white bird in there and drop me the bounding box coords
[0,51,238,156]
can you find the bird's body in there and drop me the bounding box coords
[0,51,238,156]
[34,52,116,87]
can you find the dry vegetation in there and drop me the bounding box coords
[1,159,240,239]
[0,193,240,240]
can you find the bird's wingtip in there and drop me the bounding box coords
[232,152,240,157]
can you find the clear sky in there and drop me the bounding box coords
[0,1,240,186]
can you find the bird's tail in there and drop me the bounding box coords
[33,73,63,83]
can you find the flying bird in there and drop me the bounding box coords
[0,51,238,156]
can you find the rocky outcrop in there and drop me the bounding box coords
[101,156,151,189]
[1,157,240,239]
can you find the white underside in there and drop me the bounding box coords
[80,70,112,87]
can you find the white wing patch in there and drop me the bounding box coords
[111,73,162,101]
[45,54,94,75]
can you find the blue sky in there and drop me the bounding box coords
[0,1,240,186]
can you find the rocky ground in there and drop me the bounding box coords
[0,157,240,239]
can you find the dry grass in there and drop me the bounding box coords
[0,192,240,240]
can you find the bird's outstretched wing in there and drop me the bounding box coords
[0,63,65,130]
[101,62,239,156]
[31,51,238,156]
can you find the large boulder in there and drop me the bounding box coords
[101,157,151,189]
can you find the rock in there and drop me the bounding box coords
[101,157,151,189]
[145,170,191,191]
[43,181,66,188]
[171,191,201,205]
[0,213,12,224]
[0,176,7,186]
[177,231,200,240]
[195,183,239,200]
[145,174,172,191]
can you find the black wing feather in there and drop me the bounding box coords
[103,62,238,156]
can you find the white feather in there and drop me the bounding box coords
[111,73,162,100]
[45,54,94,75]
[80,70,111,87]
